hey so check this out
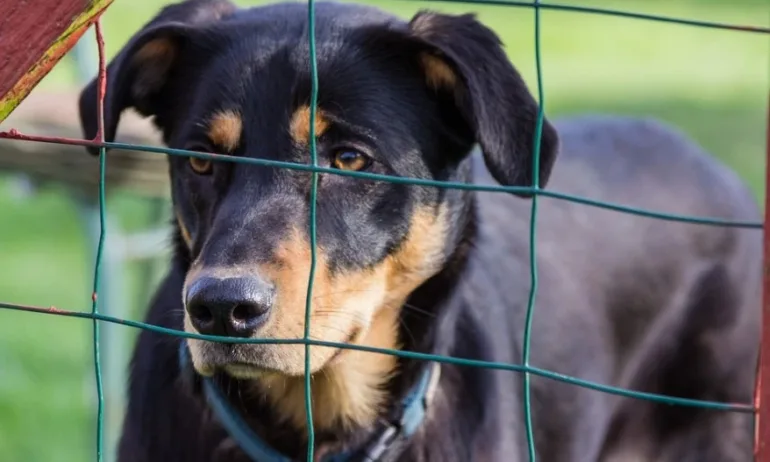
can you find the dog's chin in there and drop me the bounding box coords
[191,353,287,380]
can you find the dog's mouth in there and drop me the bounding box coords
[197,327,362,379]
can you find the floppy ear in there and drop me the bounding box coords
[407,11,559,192]
[78,0,236,155]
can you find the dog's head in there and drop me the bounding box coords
[79,0,557,410]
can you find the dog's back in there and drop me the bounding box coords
[466,115,761,461]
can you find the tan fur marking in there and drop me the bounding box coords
[420,53,457,90]
[131,38,177,93]
[175,211,192,249]
[133,37,177,65]
[185,206,449,434]
[207,110,242,152]
[289,105,329,144]
[382,206,449,305]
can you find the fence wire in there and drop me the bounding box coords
[0,1,769,462]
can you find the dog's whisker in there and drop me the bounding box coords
[397,317,417,348]
[310,287,385,302]
[401,303,435,318]
[292,320,354,338]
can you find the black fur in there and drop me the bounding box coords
[78,1,762,461]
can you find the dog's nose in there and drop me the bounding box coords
[185,276,274,337]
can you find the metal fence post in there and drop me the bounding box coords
[71,34,126,462]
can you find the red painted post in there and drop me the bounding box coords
[0,0,113,122]
[756,93,770,462]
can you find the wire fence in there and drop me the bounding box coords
[0,0,769,461]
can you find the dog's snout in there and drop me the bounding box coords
[185,276,274,337]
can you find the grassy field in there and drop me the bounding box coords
[0,0,767,461]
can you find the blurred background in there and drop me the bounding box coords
[0,0,767,461]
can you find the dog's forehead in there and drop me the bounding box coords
[184,7,419,151]
[192,3,406,111]
[228,1,401,32]
[219,1,403,56]
[246,4,402,66]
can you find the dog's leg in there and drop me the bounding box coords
[600,261,757,462]
[651,260,757,462]
[655,411,754,462]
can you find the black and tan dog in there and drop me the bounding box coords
[78,0,762,460]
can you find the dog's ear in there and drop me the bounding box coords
[78,0,236,155]
[406,11,559,192]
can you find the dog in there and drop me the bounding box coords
[77,0,762,460]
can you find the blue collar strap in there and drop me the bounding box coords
[178,342,441,462]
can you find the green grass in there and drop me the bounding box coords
[0,0,767,461]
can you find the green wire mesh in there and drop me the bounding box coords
[304,1,321,456]
[92,22,108,462]
[522,1,545,455]
[1,1,769,462]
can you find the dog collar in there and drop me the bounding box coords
[178,342,440,462]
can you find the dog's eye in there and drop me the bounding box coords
[185,144,214,175]
[189,156,213,175]
[331,149,371,171]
